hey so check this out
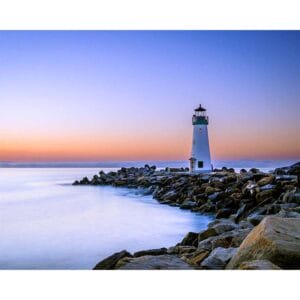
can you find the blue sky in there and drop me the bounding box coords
[0,31,299,161]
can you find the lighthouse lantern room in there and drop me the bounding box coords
[189,104,212,172]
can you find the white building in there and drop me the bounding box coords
[189,104,212,172]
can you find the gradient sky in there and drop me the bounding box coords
[0,31,299,162]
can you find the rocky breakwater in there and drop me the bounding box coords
[73,162,300,270]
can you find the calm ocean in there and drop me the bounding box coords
[0,159,297,269]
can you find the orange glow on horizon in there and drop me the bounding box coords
[1,129,299,162]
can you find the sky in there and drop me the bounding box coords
[0,31,299,162]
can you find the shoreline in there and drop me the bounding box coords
[74,162,300,270]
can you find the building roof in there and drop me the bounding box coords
[194,104,206,112]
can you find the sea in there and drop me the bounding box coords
[0,159,298,269]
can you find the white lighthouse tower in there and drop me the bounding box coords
[189,104,212,172]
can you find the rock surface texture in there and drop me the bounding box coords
[226,216,300,269]
[117,254,194,270]
[201,247,238,269]
[93,250,132,270]
[238,259,280,270]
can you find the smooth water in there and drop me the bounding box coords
[1,159,297,269]
[0,168,212,270]
[1,159,297,172]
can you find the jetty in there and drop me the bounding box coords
[74,162,300,270]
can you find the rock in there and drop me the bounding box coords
[238,260,280,270]
[259,184,276,191]
[198,227,218,242]
[79,176,90,184]
[279,203,298,210]
[234,204,248,222]
[180,199,196,209]
[117,254,194,270]
[265,204,281,215]
[288,162,300,178]
[247,214,264,226]
[198,202,215,213]
[210,228,252,250]
[197,227,250,253]
[222,175,237,184]
[208,220,237,234]
[216,208,232,219]
[226,216,300,269]
[93,250,132,270]
[162,190,178,201]
[276,210,300,218]
[276,175,297,182]
[167,245,197,255]
[253,173,269,182]
[238,220,254,229]
[180,232,198,246]
[186,249,210,265]
[256,189,274,204]
[290,206,300,213]
[197,236,217,251]
[133,247,167,258]
[275,162,300,176]
[274,167,286,175]
[201,247,238,269]
[205,186,218,195]
[282,190,299,203]
[207,192,221,202]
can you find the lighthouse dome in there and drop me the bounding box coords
[194,104,206,112]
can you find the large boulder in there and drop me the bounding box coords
[257,175,274,186]
[216,208,232,219]
[93,250,132,270]
[201,247,238,269]
[161,190,178,202]
[226,216,300,269]
[275,162,300,176]
[185,249,210,265]
[198,227,218,242]
[133,247,167,258]
[211,228,252,250]
[180,232,198,246]
[180,199,196,209]
[208,219,237,234]
[197,226,251,252]
[117,254,194,270]
[255,189,275,204]
[247,214,264,226]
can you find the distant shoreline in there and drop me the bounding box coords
[0,159,298,170]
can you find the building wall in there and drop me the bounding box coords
[191,124,211,171]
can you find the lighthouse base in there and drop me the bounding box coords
[190,169,212,174]
[189,157,212,173]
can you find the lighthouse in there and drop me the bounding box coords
[189,104,212,172]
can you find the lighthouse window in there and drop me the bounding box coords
[198,161,203,168]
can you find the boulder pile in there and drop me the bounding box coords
[73,162,300,270]
[74,162,300,223]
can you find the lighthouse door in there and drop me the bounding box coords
[198,161,203,168]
